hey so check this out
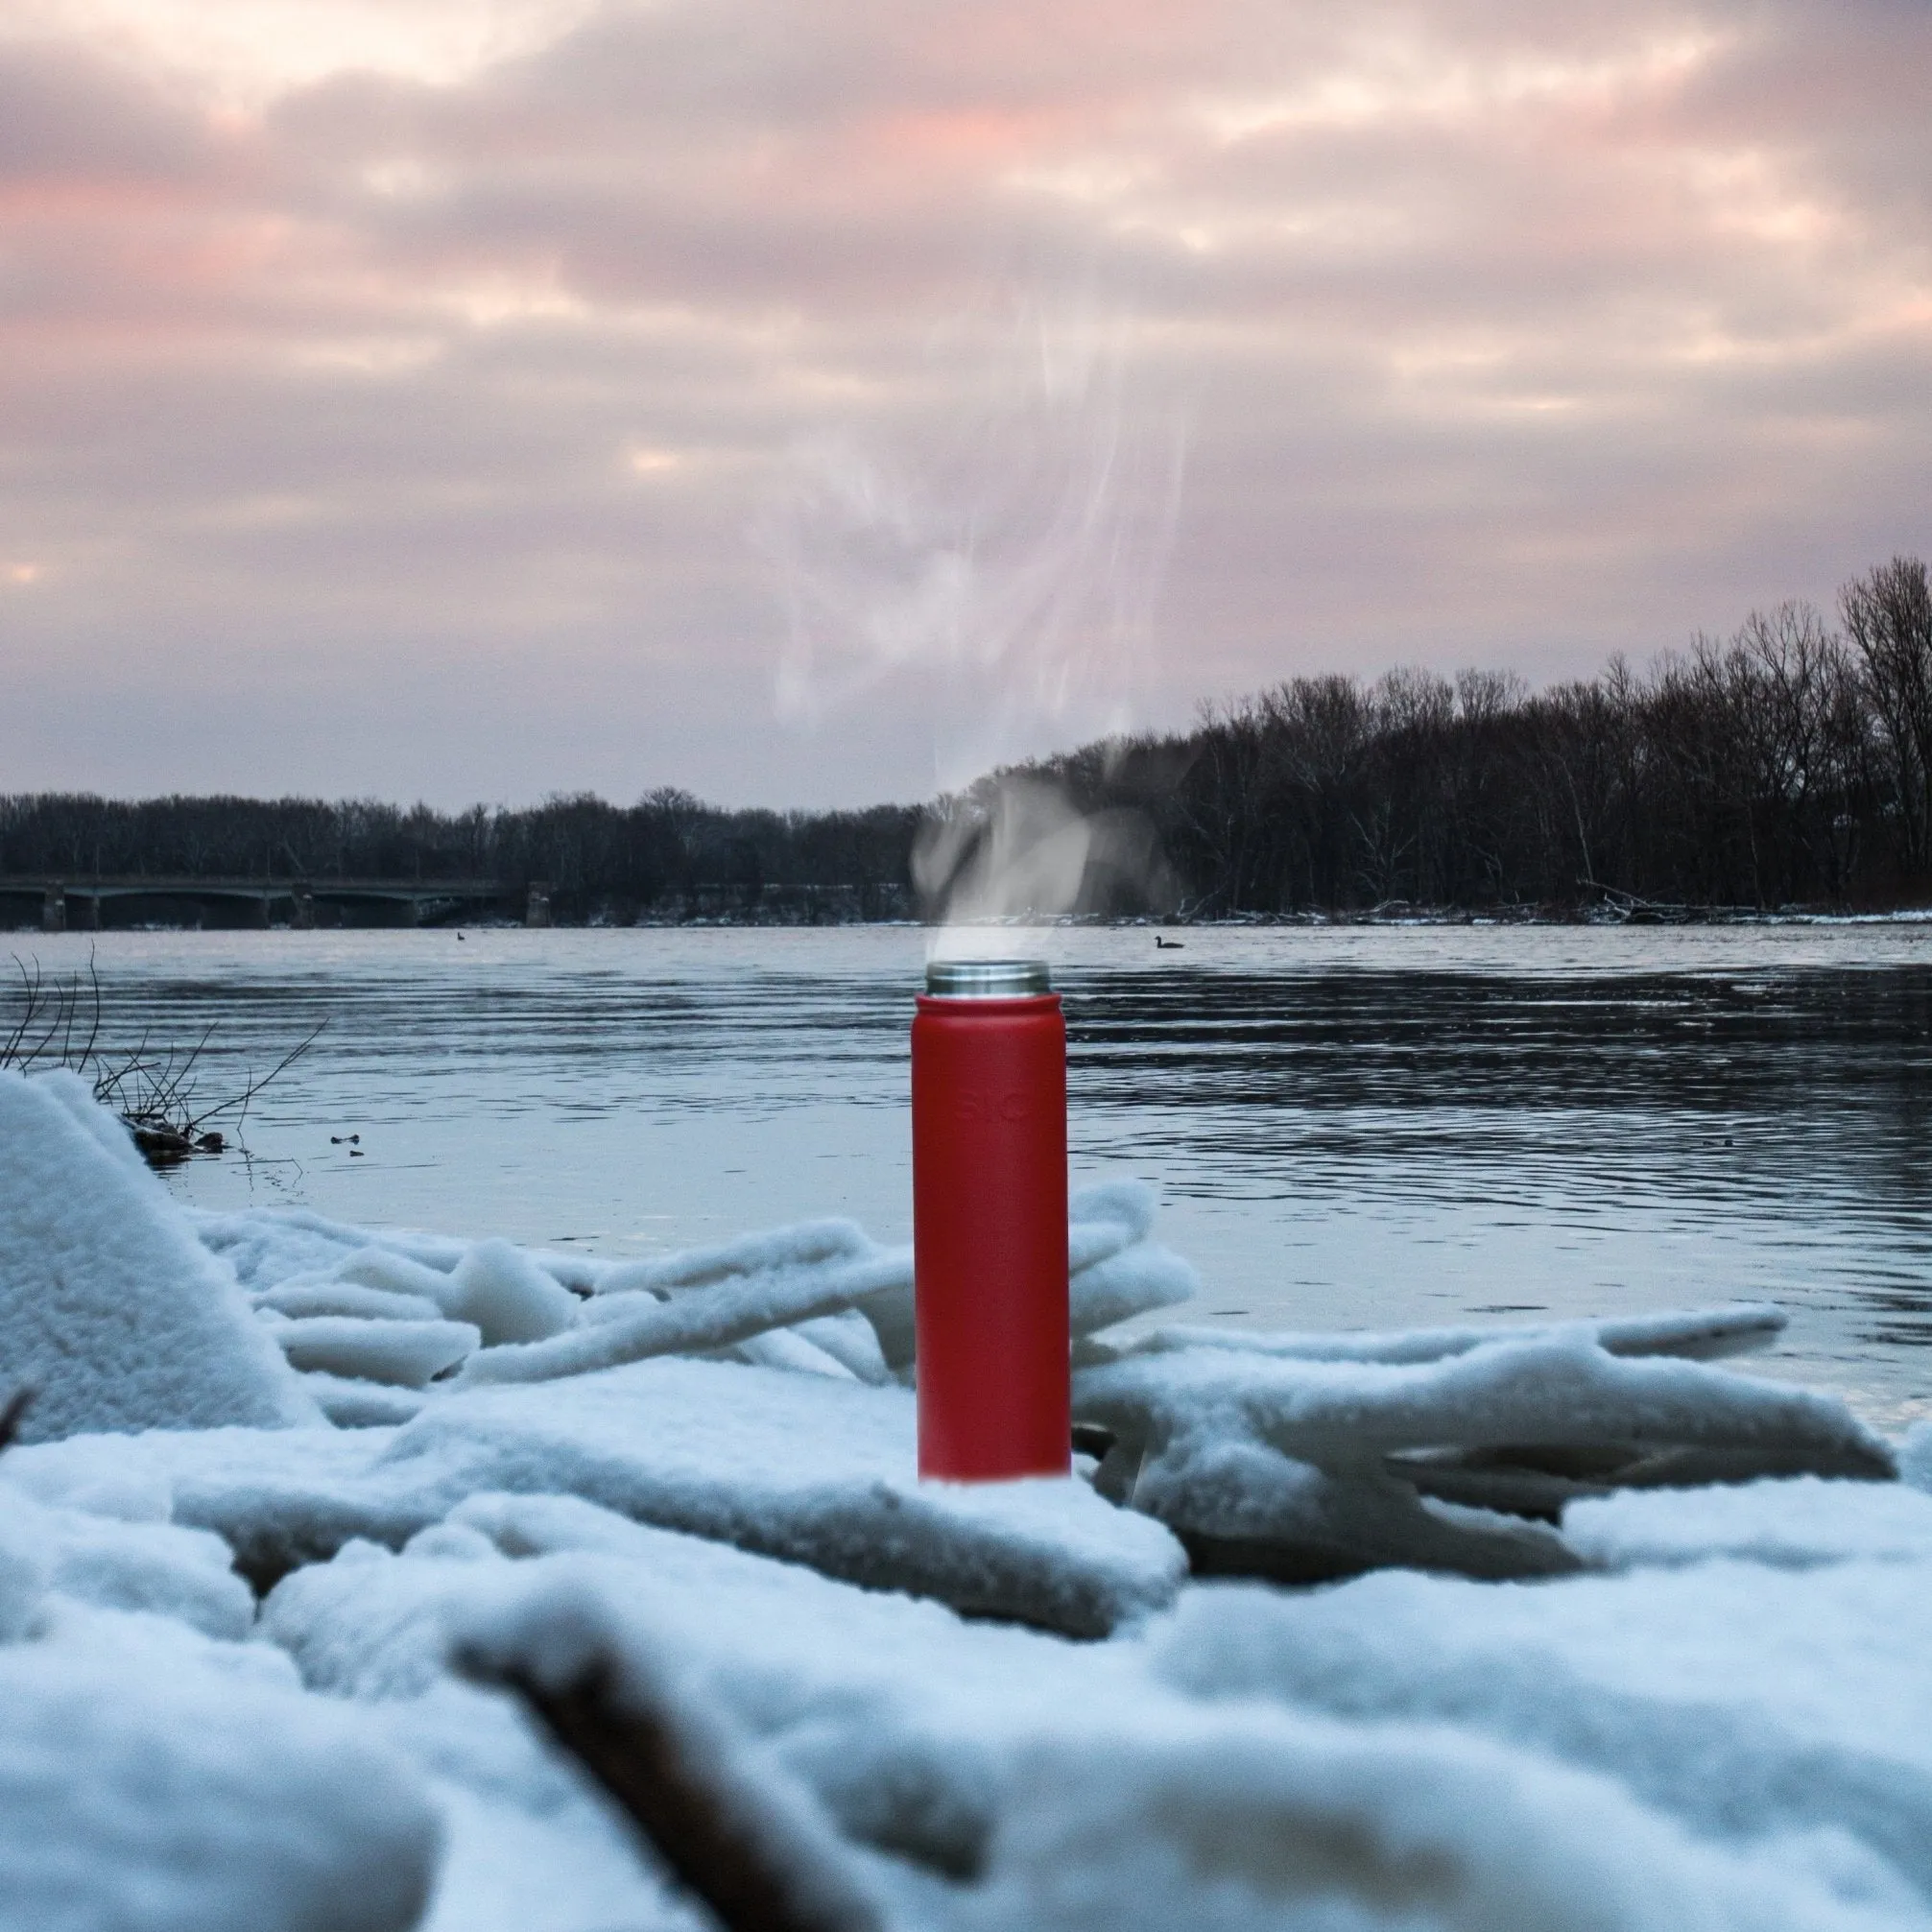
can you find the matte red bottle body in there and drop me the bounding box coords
[912,991,1070,1481]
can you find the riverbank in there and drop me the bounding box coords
[7,1062,1932,1930]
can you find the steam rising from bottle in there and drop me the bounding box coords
[765,294,1186,946]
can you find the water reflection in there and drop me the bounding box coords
[1060,959,1932,1422]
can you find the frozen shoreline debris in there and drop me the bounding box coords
[7,1064,1932,1930]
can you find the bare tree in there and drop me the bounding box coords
[1842,557,1932,882]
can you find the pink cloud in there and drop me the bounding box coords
[0,0,1924,807]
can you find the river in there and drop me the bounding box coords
[12,920,1930,1428]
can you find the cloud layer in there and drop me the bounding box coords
[1,0,1926,805]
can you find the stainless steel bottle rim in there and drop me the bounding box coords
[924,958,1052,998]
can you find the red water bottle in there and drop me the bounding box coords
[912,958,1070,1481]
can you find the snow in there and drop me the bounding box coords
[958,1705,1924,1932]
[1564,1476,1932,1570]
[0,1477,254,1635]
[10,1070,1932,1930]
[1151,1556,1932,1920]
[1900,1419,1932,1493]
[265,1504,1150,1896]
[0,1070,322,1443]
[0,1611,440,1932]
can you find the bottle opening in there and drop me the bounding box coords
[924,958,1052,998]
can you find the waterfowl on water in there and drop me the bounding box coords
[1156,935,1185,949]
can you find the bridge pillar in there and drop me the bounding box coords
[41,888,65,934]
[525,881,552,928]
[73,893,101,932]
[292,888,316,931]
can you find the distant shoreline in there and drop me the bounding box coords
[8,904,1931,936]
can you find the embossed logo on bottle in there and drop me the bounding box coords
[956,1089,1031,1123]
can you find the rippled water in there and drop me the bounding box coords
[12,921,1931,1427]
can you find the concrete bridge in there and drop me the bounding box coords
[0,877,553,932]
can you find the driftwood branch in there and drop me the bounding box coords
[0,1386,35,1454]
[3,954,326,1166]
[472,1657,881,1932]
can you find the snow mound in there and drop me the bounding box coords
[0,1070,322,1443]
[261,1499,1149,1895]
[959,1704,1915,1932]
[385,1359,1186,1634]
[15,1360,1185,1633]
[1153,1557,1932,1913]
[0,1638,440,1932]
[414,1528,1931,1932]
[0,1476,254,1636]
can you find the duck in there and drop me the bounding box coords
[1155,935,1185,949]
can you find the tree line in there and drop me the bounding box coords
[3,553,1927,921]
[0,787,924,923]
[1032,552,1932,917]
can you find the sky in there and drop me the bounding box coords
[1,0,1927,810]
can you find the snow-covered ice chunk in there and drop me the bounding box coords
[1129,1432,1579,1583]
[591,1219,877,1299]
[728,1324,861,1378]
[0,1639,441,1932]
[790,1308,893,1383]
[456,1238,908,1388]
[1067,1241,1199,1340]
[274,1313,482,1386]
[1069,1181,1158,1245]
[0,1070,322,1442]
[302,1371,434,1428]
[445,1237,583,1346]
[256,1277,447,1322]
[1075,1326,1889,1581]
[340,1246,472,1314]
[1141,1300,1788,1366]
[193,1205,468,1292]
[1562,1477,1932,1571]
[1078,1327,1893,1475]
